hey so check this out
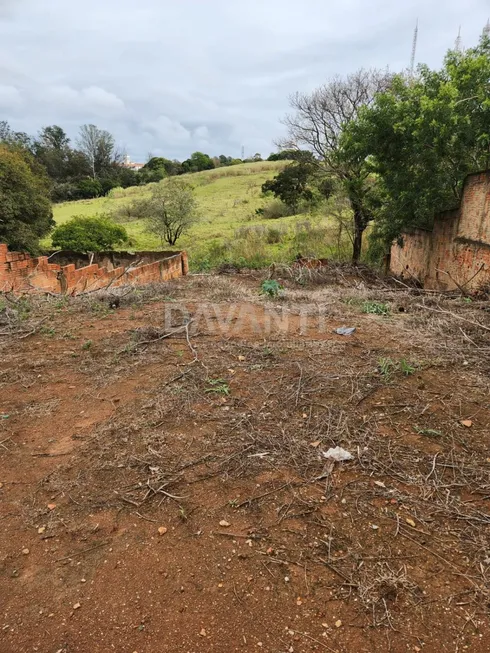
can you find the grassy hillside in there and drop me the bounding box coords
[50,161,350,269]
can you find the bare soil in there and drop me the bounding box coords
[1,269,489,653]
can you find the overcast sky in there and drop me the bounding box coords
[0,0,488,162]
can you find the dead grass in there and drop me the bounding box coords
[2,269,490,645]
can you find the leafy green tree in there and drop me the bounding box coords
[77,178,103,199]
[133,178,199,246]
[0,144,54,252]
[219,154,233,166]
[140,157,168,183]
[267,150,299,161]
[51,215,127,252]
[33,125,72,181]
[0,121,33,150]
[282,69,391,262]
[181,151,215,173]
[262,164,314,211]
[343,34,490,251]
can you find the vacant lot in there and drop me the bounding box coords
[1,270,489,652]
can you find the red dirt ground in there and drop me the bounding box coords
[1,273,489,652]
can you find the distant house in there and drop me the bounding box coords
[122,154,144,172]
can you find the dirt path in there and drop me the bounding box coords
[1,274,489,652]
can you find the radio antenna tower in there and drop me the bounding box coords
[455,26,462,52]
[241,145,245,160]
[410,19,418,78]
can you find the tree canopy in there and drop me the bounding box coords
[0,144,54,252]
[281,69,392,262]
[135,178,199,246]
[343,34,490,250]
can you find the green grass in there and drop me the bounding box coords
[48,161,354,269]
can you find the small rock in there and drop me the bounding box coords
[219,520,231,528]
[73,602,81,610]
[199,628,207,637]
[47,503,56,511]
[309,440,321,448]
[37,526,46,535]
[406,518,416,528]
[158,527,168,536]
[461,419,472,428]
[22,548,30,555]
[238,355,246,362]
[335,619,342,628]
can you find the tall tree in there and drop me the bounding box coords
[77,124,118,179]
[343,35,490,251]
[0,144,54,252]
[281,69,391,262]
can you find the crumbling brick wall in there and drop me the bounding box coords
[0,244,188,294]
[391,170,490,290]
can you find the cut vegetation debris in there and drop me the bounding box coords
[1,269,490,652]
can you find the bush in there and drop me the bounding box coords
[261,200,293,219]
[77,178,103,199]
[265,226,284,244]
[51,215,128,252]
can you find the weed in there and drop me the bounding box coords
[378,357,396,380]
[363,301,390,315]
[82,340,93,351]
[260,279,282,297]
[415,426,443,437]
[178,505,188,521]
[378,357,417,381]
[205,378,230,395]
[40,326,56,337]
[399,359,416,376]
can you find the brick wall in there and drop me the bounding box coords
[390,170,490,290]
[0,244,188,294]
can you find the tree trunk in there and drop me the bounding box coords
[352,210,364,265]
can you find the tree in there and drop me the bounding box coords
[181,151,214,173]
[281,69,391,262]
[77,124,118,179]
[134,178,199,246]
[51,215,127,252]
[262,163,314,211]
[140,157,168,183]
[0,121,33,150]
[219,154,233,166]
[33,125,72,181]
[343,35,490,251]
[267,150,299,161]
[0,144,54,252]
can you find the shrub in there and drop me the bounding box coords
[260,279,283,297]
[362,301,390,315]
[51,214,128,252]
[261,200,293,219]
[266,227,284,244]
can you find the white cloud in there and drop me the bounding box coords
[144,115,191,145]
[0,84,22,108]
[1,0,489,160]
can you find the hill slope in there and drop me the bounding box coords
[50,161,344,268]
